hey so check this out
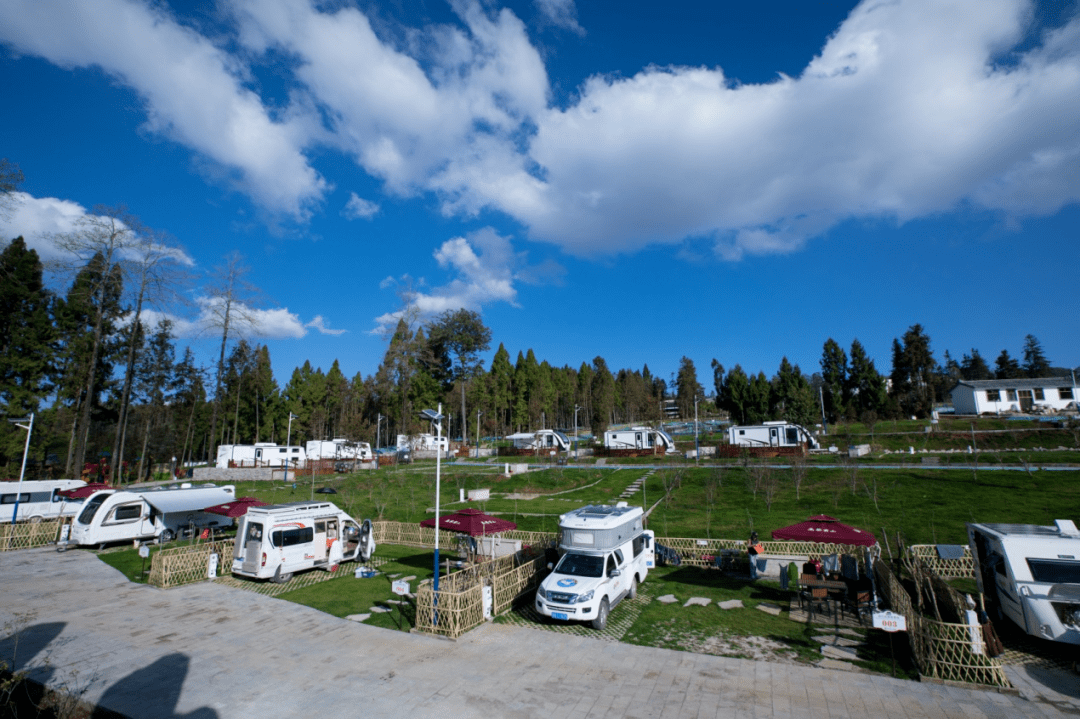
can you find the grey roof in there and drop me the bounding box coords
[952,376,1074,391]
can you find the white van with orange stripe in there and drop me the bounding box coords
[231,501,375,583]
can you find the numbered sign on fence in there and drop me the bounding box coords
[138,545,150,558]
[873,610,907,633]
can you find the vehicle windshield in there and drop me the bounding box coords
[555,553,604,578]
[77,494,108,525]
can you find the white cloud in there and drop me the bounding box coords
[0,193,89,260]
[305,315,347,335]
[342,193,379,220]
[372,226,561,332]
[0,0,327,219]
[148,297,308,340]
[534,0,584,35]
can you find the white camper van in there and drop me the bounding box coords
[968,519,1080,645]
[603,426,678,454]
[506,429,571,452]
[305,439,373,462]
[396,434,449,452]
[231,502,375,583]
[69,484,236,547]
[726,421,819,449]
[535,503,655,630]
[0,479,87,522]
[216,443,306,468]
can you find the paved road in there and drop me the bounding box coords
[0,548,1073,719]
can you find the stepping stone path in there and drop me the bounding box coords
[656,594,679,604]
[369,606,392,614]
[816,628,862,638]
[820,645,859,661]
[618,469,655,500]
[814,658,865,673]
[718,599,744,610]
[755,602,783,616]
[683,597,712,608]
[402,576,417,581]
[385,599,404,605]
[346,613,371,622]
[812,635,863,648]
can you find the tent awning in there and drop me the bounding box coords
[420,508,517,536]
[142,487,236,514]
[770,515,877,547]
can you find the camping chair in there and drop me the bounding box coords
[839,578,874,622]
[799,574,832,619]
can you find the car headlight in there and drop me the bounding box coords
[536,587,547,601]
[576,590,594,603]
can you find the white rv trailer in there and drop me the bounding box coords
[726,421,820,449]
[535,503,655,630]
[602,426,678,454]
[215,443,306,469]
[506,429,571,452]
[231,502,375,583]
[0,479,87,522]
[305,438,373,462]
[396,434,449,452]
[968,519,1080,645]
[69,484,237,547]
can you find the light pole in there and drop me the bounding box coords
[574,405,581,460]
[421,406,444,606]
[285,412,297,481]
[475,410,482,459]
[694,396,700,464]
[7,413,33,524]
[376,413,384,453]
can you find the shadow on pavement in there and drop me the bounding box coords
[92,653,218,718]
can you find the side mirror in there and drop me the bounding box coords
[547,562,554,570]
[610,569,621,577]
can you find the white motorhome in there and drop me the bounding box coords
[305,438,373,462]
[396,434,449,452]
[215,443,306,468]
[535,503,655,630]
[603,426,678,454]
[0,479,87,522]
[69,484,237,547]
[726,421,820,449]
[506,429,571,452]
[231,502,375,583]
[968,519,1080,645]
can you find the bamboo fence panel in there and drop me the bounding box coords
[148,539,236,589]
[874,559,1008,687]
[905,544,975,579]
[371,521,456,548]
[492,554,547,615]
[653,536,870,568]
[414,581,486,639]
[0,518,64,551]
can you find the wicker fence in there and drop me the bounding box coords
[875,558,1009,687]
[904,544,975,580]
[148,539,236,589]
[651,536,871,569]
[0,518,65,552]
[414,550,548,639]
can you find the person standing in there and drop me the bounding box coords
[748,531,764,579]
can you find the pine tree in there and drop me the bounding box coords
[130,319,176,481]
[488,343,514,437]
[1022,334,1051,378]
[960,349,992,380]
[719,365,750,424]
[589,357,615,437]
[889,324,937,418]
[994,350,1023,379]
[675,357,702,419]
[819,338,848,422]
[846,339,888,417]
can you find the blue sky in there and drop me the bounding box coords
[2,0,1078,389]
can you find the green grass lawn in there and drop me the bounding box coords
[95,545,162,583]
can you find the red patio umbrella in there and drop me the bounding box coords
[420,507,517,536]
[770,515,877,546]
[57,482,112,499]
[204,497,269,518]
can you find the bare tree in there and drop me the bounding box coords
[704,471,720,538]
[0,158,24,222]
[789,452,808,500]
[110,229,191,482]
[203,252,260,461]
[761,468,779,511]
[48,207,140,474]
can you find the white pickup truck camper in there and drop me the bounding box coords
[535,503,655,630]
[968,519,1080,645]
[1,479,86,522]
[69,484,237,547]
[231,502,375,583]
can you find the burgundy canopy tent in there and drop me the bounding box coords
[204,497,269,518]
[57,483,111,499]
[770,515,877,547]
[420,508,517,536]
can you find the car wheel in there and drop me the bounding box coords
[591,597,609,630]
[628,576,638,600]
[273,566,293,584]
[159,528,176,543]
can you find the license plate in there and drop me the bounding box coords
[552,612,568,621]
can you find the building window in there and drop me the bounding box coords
[985,390,1000,402]
[1006,389,1018,401]
[1033,388,1044,401]
[1061,388,1075,400]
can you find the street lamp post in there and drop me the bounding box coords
[376,413,384,453]
[475,410,482,459]
[694,396,700,464]
[285,412,296,481]
[421,406,444,610]
[574,405,581,460]
[7,413,33,524]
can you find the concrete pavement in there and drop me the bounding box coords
[0,548,1073,718]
